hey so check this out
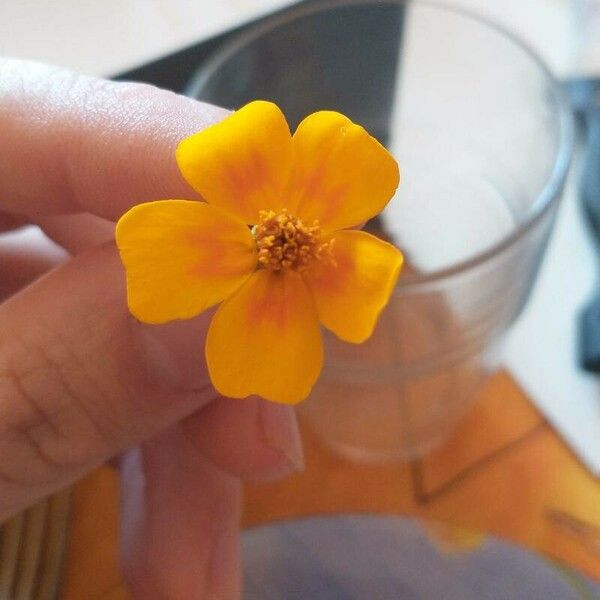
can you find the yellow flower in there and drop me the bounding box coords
[116,101,403,404]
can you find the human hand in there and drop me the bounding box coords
[0,58,304,599]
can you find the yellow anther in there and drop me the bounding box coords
[253,209,334,272]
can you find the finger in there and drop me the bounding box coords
[0,244,216,521]
[37,213,115,255]
[0,58,228,221]
[119,428,241,599]
[0,228,67,300]
[181,397,304,481]
[36,217,306,484]
[0,211,27,233]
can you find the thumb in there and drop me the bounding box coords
[0,243,216,521]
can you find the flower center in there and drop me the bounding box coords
[252,209,334,272]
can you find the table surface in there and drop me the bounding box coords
[59,371,600,599]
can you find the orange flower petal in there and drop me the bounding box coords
[289,111,399,232]
[206,269,323,404]
[116,200,257,323]
[303,230,403,343]
[176,101,293,224]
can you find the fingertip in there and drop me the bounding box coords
[0,59,230,221]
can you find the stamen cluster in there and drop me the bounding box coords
[253,209,334,272]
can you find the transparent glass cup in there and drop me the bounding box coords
[188,0,573,461]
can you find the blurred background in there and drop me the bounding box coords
[0,1,599,598]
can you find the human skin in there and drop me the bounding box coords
[0,58,304,599]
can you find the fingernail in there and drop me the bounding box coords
[259,402,305,473]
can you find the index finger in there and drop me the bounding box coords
[0,58,228,221]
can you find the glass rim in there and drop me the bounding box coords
[187,0,575,291]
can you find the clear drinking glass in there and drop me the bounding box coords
[187,0,573,461]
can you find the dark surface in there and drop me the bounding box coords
[112,1,320,92]
[187,2,405,138]
[113,1,405,146]
[566,78,600,372]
